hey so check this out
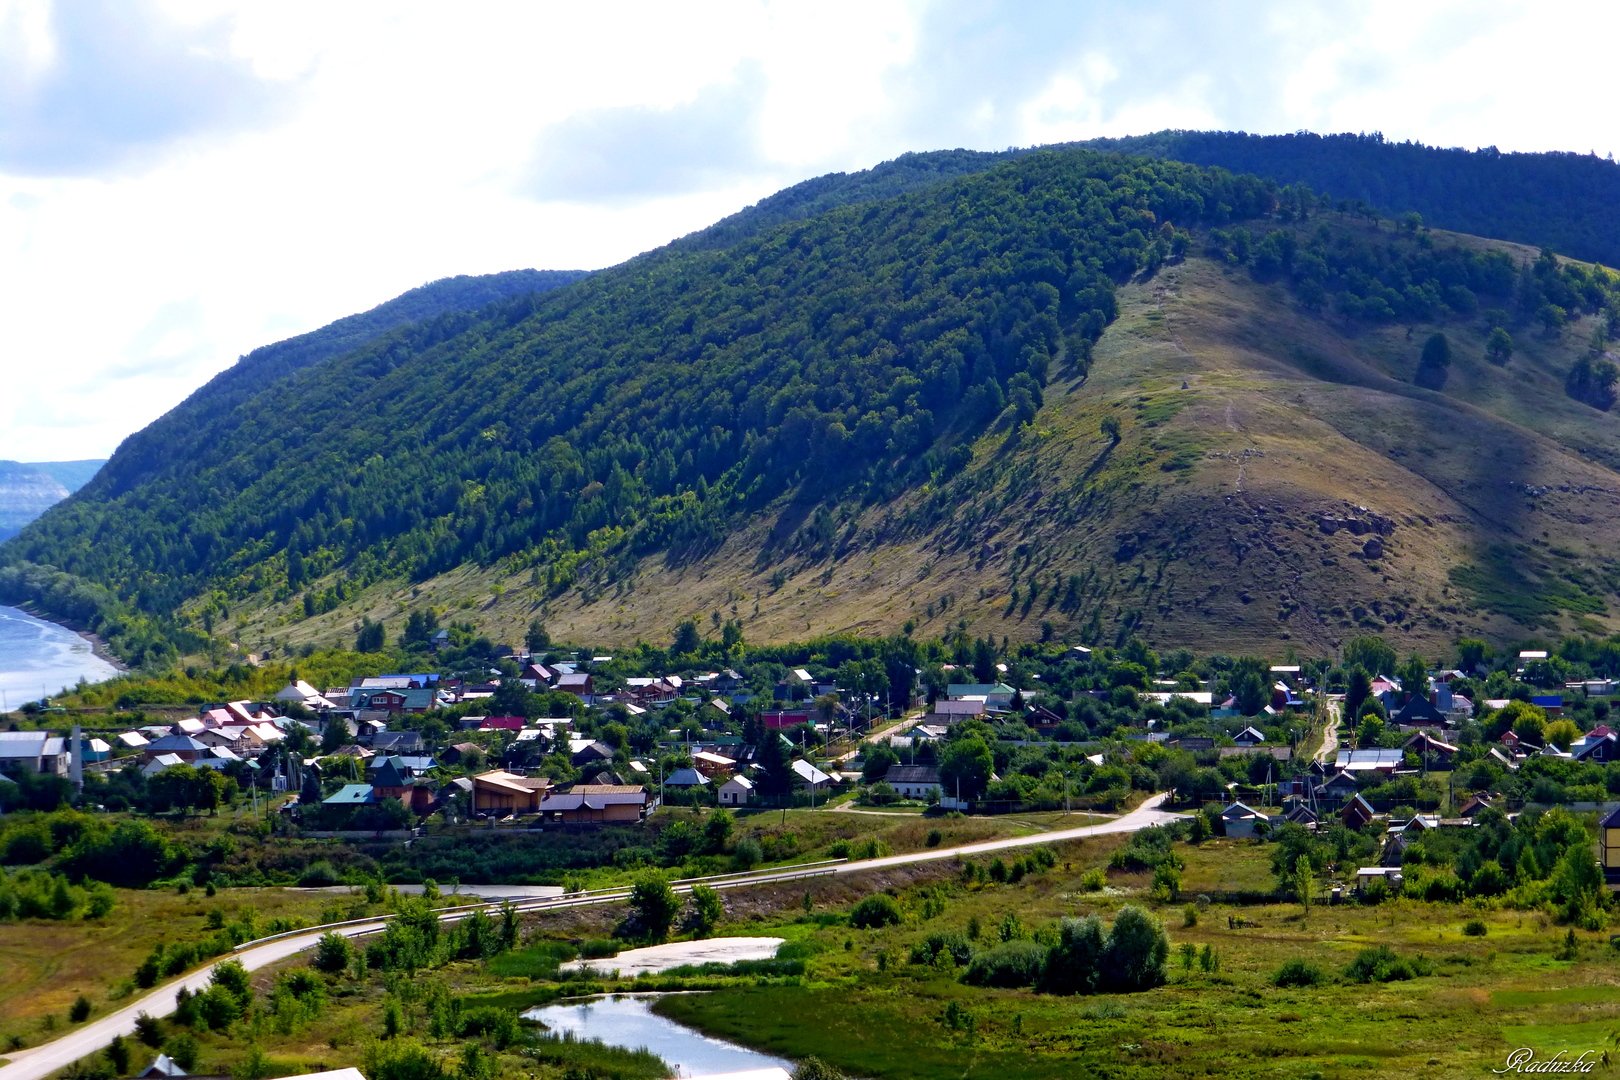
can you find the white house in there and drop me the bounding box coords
[718,774,755,807]
[882,764,942,801]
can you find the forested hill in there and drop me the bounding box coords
[6,142,1620,665]
[1078,131,1620,269]
[95,269,588,497]
[0,150,1276,663]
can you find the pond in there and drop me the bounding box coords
[526,994,793,1078]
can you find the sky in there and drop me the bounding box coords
[2,0,1617,461]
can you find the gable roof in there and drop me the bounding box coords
[1334,748,1404,770]
[323,784,376,805]
[1600,805,1620,828]
[1220,801,1264,820]
[665,767,708,786]
[791,759,832,785]
[884,764,942,785]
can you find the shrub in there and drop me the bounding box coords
[70,995,92,1023]
[1039,915,1104,994]
[1079,868,1107,892]
[909,931,973,968]
[731,837,763,870]
[298,861,341,887]
[627,874,680,942]
[1273,959,1326,987]
[849,895,903,929]
[1462,919,1488,938]
[962,940,1047,988]
[165,1034,199,1072]
[1100,905,1169,991]
[313,932,353,974]
[1344,946,1431,983]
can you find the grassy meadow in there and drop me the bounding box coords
[648,837,1620,1079]
[0,885,402,1054]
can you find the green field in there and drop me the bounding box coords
[643,838,1620,1079]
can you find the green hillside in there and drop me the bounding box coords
[4,144,1620,664]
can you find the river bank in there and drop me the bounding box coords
[0,605,122,705]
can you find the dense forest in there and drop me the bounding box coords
[1079,131,1620,269]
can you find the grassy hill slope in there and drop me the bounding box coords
[239,222,1620,657]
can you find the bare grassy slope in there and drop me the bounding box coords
[239,233,1620,656]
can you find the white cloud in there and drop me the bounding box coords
[0,0,1616,461]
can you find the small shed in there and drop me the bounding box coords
[718,774,755,807]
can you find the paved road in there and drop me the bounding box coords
[0,795,1180,1080]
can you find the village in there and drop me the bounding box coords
[4,638,1618,898]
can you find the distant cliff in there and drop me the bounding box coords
[0,460,103,540]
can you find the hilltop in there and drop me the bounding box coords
[3,142,1620,664]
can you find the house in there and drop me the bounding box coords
[883,764,943,801]
[1319,770,1360,801]
[140,753,186,778]
[1531,695,1564,717]
[569,739,615,768]
[691,751,736,778]
[116,730,150,751]
[718,774,755,807]
[760,709,814,731]
[556,673,596,704]
[478,716,526,734]
[664,767,709,792]
[1354,867,1404,895]
[1393,694,1448,727]
[926,699,986,724]
[1219,801,1267,838]
[323,784,377,807]
[0,731,69,780]
[138,1054,187,1079]
[945,683,1016,709]
[790,759,833,790]
[1572,731,1619,763]
[353,688,410,715]
[1284,802,1320,828]
[1232,726,1267,747]
[141,733,210,763]
[1333,748,1403,775]
[1403,731,1458,768]
[370,757,433,814]
[1487,746,1521,771]
[470,770,552,815]
[1458,794,1496,818]
[1600,805,1620,887]
[537,784,648,825]
[1342,793,1377,829]
[370,730,424,755]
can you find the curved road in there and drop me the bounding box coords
[0,795,1178,1080]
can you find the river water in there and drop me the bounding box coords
[0,605,119,707]
[525,995,792,1078]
